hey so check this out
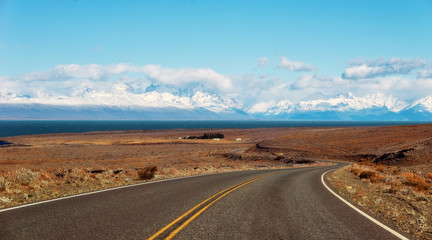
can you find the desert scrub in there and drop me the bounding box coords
[359,170,385,183]
[0,196,11,204]
[137,166,158,180]
[350,164,385,183]
[0,176,10,191]
[15,168,39,185]
[399,172,430,191]
[376,165,385,173]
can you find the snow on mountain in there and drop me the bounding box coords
[0,85,243,118]
[79,87,195,109]
[295,92,408,112]
[1,88,432,120]
[409,96,432,112]
[250,92,409,116]
[249,100,294,115]
[190,91,242,112]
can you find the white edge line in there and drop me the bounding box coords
[0,167,288,213]
[0,172,222,213]
[321,169,409,240]
[0,165,315,213]
[0,166,323,213]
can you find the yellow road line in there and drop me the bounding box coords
[147,174,271,240]
[164,175,267,240]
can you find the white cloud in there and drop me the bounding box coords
[342,58,427,79]
[417,69,432,78]
[14,63,232,91]
[291,74,348,90]
[21,63,134,81]
[228,73,299,107]
[277,57,315,72]
[256,57,269,67]
[141,65,232,91]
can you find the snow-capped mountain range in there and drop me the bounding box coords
[249,92,432,121]
[250,93,411,114]
[1,88,432,120]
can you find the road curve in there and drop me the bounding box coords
[0,163,408,239]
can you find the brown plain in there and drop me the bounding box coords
[1,124,432,173]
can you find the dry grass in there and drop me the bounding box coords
[15,168,39,186]
[350,163,432,193]
[351,165,385,183]
[0,176,10,191]
[376,165,385,173]
[399,172,430,191]
[0,167,139,208]
[328,164,432,240]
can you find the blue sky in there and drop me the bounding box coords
[1,0,432,109]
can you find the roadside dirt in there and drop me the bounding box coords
[327,165,432,240]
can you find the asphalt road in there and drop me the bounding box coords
[0,163,408,239]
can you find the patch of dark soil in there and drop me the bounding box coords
[220,153,242,160]
[217,152,277,162]
[373,148,414,165]
[353,154,378,160]
[295,159,316,164]
[252,143,285,153]
[88,169,104,174]
[283,158,316,164]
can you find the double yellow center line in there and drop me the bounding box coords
[147,173,273,240]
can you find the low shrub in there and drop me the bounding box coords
[376,165,385,173]
[427,173,432,180]
[350,166,361,176]
[358,158,375,166]
[201,133,224,139]
[0,176,10,191]
[137,166,158,180]
[359,170,374,179]
[15,168,39,185]
[384,184,398,194]
[399,172,430,191]
[359,170,385,183]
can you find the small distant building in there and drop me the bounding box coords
[235,138,242,141]
[213,138,220,141]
